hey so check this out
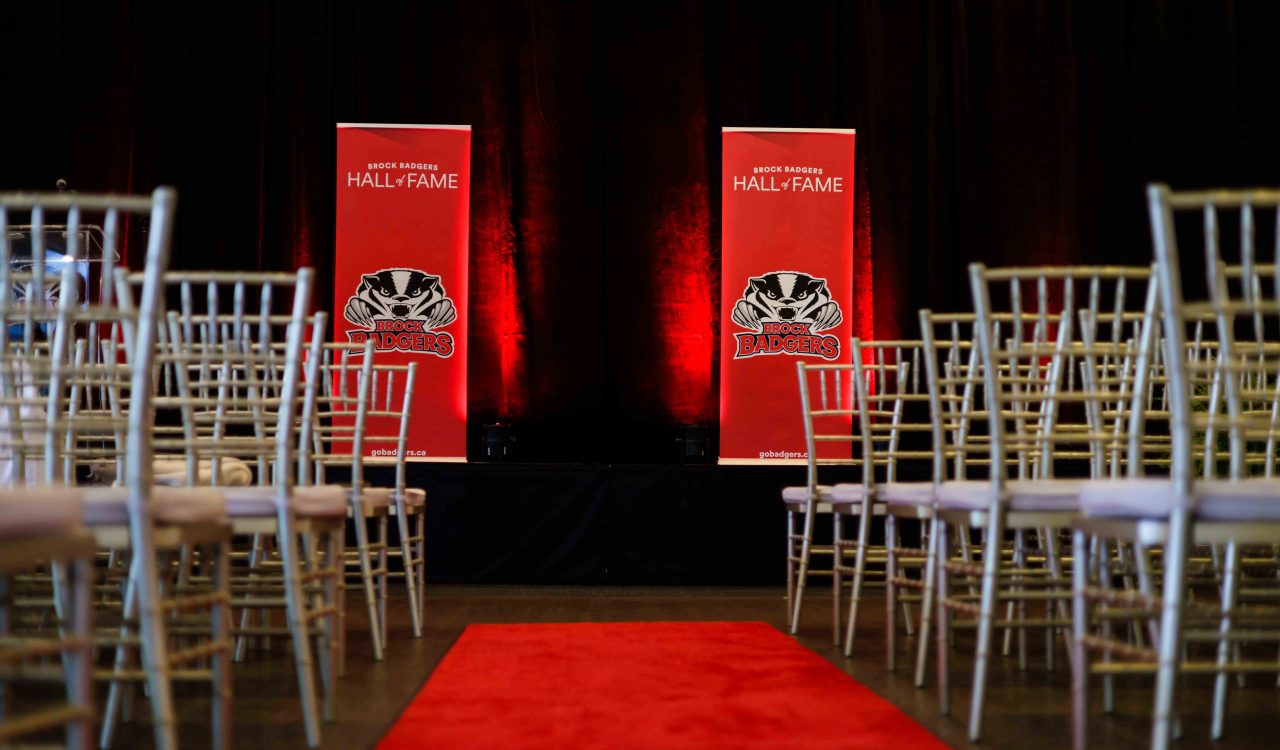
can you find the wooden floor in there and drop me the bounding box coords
[109,585,1279,749]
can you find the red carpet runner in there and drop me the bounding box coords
[377,621,949,749]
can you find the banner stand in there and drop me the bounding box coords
[335,123,471,462]
[719,127,857,465]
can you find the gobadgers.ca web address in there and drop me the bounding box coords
[758,450,807,460]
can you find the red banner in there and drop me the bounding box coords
[719,128,856,464]
[335,123,470,461]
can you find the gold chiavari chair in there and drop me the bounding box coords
[843,340,934,663]
[301,342,424,647]
[944,265,1156,742]
[1,187,239,750]
[127,269,345,748]
[0,488,94,750]
[916,310,989,690]
[791,360,879,641]
[301,339,392,661]
[1072,185,1280,749]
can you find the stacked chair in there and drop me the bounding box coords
[302,340,424,661]
[939,266,1156,741]
[137,270,347,747]
[0,188,236,750]
[790,357,884,645]
[843,341,934,665]
[0,186,430,750]
[1071,185,1280,749]
[790,341,934,658]
[784,182,1280,750]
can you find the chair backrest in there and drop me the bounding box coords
[301,338,374,489]
[851,340,932,485]
[796,360,859,493]
[1072,268,1163,478]
[333,348,417,498]
[966,265,1156,487]
[796,341,929,494]
[290,320,418,498]
[1148,183,1280,495]
[129,269,315,491]
[0,189,174,507]
[917,310,991,486]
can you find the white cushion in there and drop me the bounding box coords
[223,485,348,519]
[0,487,81,540]
[830,484,869,504]
[937,479,1081,512]
[154,457,253,487]
[93,456,254,487]
[1081,478,1280,522]
[878,482,935,506]
[781,485,833,504]
[350,486,392,510]
[81,486,227,526]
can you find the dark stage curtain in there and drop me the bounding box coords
[4,0,1280,461]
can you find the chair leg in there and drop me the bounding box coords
[1044,526,1074,675]
[1211,540,1240,740]
[1097,537,1115,713]
[915,513,939,688]
[395,500,422,638]
[832,512,843,646]
[211,541,233,750]
[1134,542,1161,647]
[67,555,94,750]
[0,573,9,721]
[936,517,952,715]
[100,554,140,750]
[303,531,335,724]
[789,499,817,635]
[235,533,265,661]
[325,525,343,710]
[350,508,384,660]
[278,522,323,748]
[1004,529,1022,660]
[886,514,899,670]
[50,561,74,687]
[842,503,875,655]
[1071,528,1090,750]
[338,538,349,678]
[136,548,179,750]
[785,509,797,627]
[377,514,389,649]
[968,509,1006,742]
[1151,510,1191,750]
[415,510,426,627]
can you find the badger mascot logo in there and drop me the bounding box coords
[732,271,841,360]
[344,268,456,357]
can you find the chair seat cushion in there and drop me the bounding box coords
[401,487,426,506]
[878,482,935,506]
[350,487,391,510]
[781,485,834,504]
[223,485,348,519]
[81,486,227,527]
[1081,478,1280,522]
[0,487,82,540]
[830,484,869,504]
[93,456,254,487]
[154,457,253,487]
[936,479,1081,512]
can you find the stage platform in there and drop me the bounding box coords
[385,462,823,585]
